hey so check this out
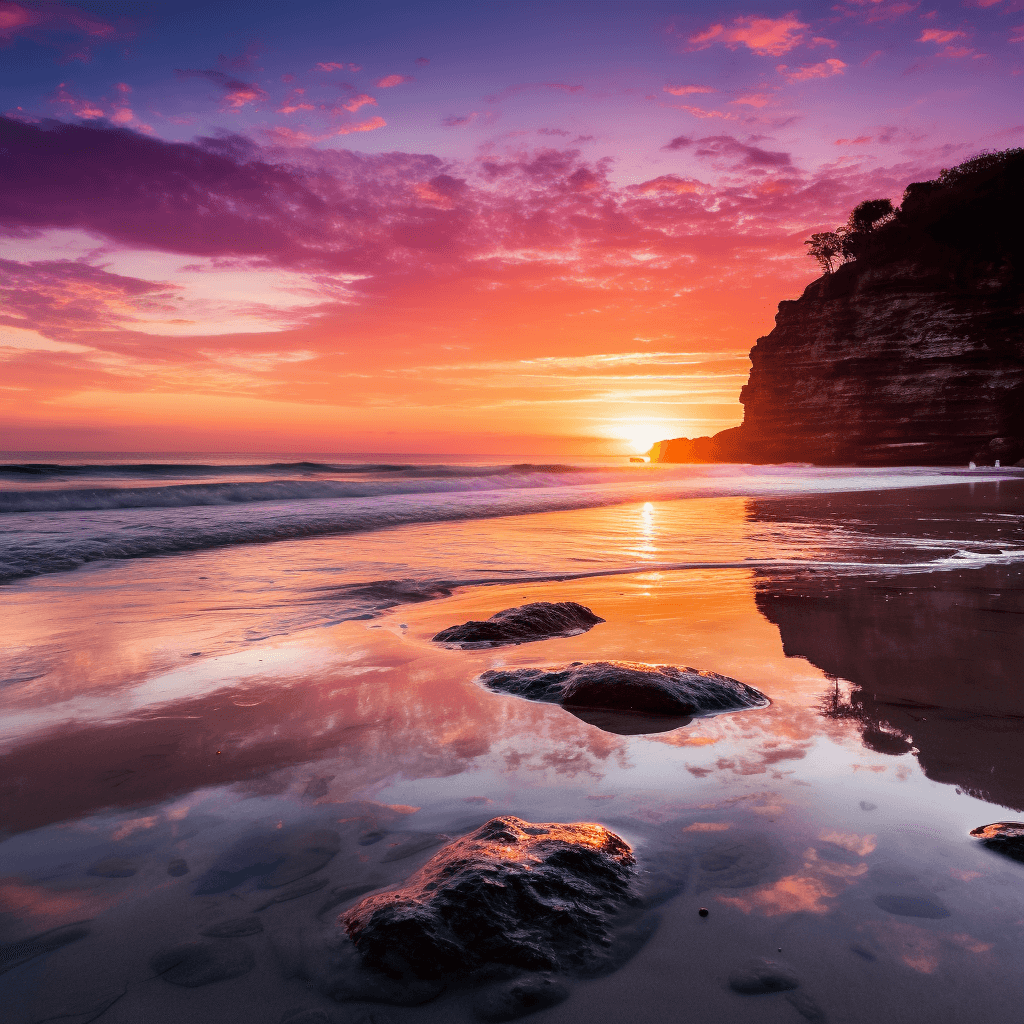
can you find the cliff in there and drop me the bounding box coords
[651,148,1024,466]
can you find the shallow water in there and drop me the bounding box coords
[1,464,1023,1023]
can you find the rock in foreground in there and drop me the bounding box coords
[432,602,604,647]
[480,661,768,718]
[970,821,1024,863]
[340,816,636,979]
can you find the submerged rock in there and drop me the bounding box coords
[970,821,1024,863]
[480,661,768,719]
[86,856,136,878]
[873,893,950,919]
[433,602,604,647]
[194,828,340,894]
[340,816,637,980]
[200,915,264,938]
[150,940,255,986]
[728,957,800,994]
[0,921,91,975]
[473,975,570,1022]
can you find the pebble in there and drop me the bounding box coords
[698,908,709,917]
[150,941,255,987]
[728,957,800,995]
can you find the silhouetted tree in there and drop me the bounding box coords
[847,198,895,233]
[804,229,848,274]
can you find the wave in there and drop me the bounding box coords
[1,466,1019,583]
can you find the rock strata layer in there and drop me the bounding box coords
[650,150,1024,466]
[340,815,637,979]
[480,661,768,718]
[432,602,604,647]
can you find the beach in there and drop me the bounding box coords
[2,457,1023,1023]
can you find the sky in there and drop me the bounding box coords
[1,0,1021,454]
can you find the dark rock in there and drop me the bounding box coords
[970,821,1024,863]
[303,776,334,799]
[698,908,709,917]
[433,602,604,647]
[873,893,950,918]
[0,921,91,975]
[358,830,387,846]
[480,662,768,720]
[167,857,189,876]
[86,857,136,878]
[200,915,264,938]
[786,990,828,1023]
[340,816,637,980]
[150,940,255,986]
[564,708,694,736]
[253,875,330,912]
[194,828,340,894]
[859,802,877,812]
[473,975,570,1022]
[649,149,1024,467]
[728,957,800,994]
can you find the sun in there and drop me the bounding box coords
[612,419,671,454]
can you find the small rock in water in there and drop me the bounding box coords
[786,990,828,1023]
[317,880,385,917]
[358,830,387,846]
[303,776,334,799]
[970,821,1024,863]
[341,815,637,979]
[200,915,264,938]
[480,662,768,721]
[728,957,800,995]
[473,975,570,1022]
[168,858,189,876]
[698,907,709,917]
[873,893,950,919]
[433,602,604,647]
[150,940,255,986]
[86,857,136,878]
[0,921,91,975]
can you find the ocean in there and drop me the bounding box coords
[2,454,1023,1023]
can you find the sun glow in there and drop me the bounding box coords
[611,419,675,454]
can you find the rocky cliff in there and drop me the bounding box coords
[651,148,1024,466]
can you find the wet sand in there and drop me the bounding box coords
[2,482,1023,1023]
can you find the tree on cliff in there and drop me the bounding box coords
[804,230,847,274]
[806,198,895,274]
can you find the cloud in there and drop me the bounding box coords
[633,175,704,195]
[688,13,809,57]
[0,2,35,38]
[175,69,267,110]
[263,115,385,145]
[665,133,792,168]
[51,82,103,119]
[919,28,966,44]
[375,74,412,88]
[731,93,773,108]
[836,135,872,145]
[663,135,694,150]
[335,115,386,135]
[778,58,847,81]
[672,105,739,120]
[663,84,715,96]
[0,0,117,42]
[317,61,360,72]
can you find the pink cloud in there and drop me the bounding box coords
[778,58,847,81]
[1011,24,1024,42]
[672,104,739,120]
[334,115,386,135]
[634,175,704,195]
[919,28,966,44]
[51,82,103,119]
[836,135,873,144]
[340,93,377,113]
[0,2,35,38]
[375,74,412,88]
[317,61,360,72]
[688,13,809,57]
[0,0,117,41]
[663,84,715,96]
[175,69,267,110]
[730,93,773,108]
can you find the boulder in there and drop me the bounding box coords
[432,602,604,647]
[480,661,768,719]
[970,821,1024,863]
[340,816,637,980]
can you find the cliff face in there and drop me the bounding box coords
[651,150,1024,466]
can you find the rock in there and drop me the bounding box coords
[194,828,340,894]
[86,857,136,878]
[859,802,877,812]
[340,816,637,980]
[473,975,570,1021]
[253,875,330,911]
[433,602,604,647]
[0,921,91,975]
[970,821,1024,863]
[649,149,1024,467]
[480,662,768,720]
[318,880,386,918]
[728,957,800,994]
[167,857,189,876]
[150,940,255,986]
[200,915,264,937]
[873,893,950,918]
[786,990,828,1023]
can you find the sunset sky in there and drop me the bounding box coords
[2,0,1021,454]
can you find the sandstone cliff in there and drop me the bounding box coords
[651,149,1024,466]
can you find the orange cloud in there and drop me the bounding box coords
[778,58,847,81]
[836,135,873,144]
[919,28,966,43]
[376,74,412,88]
[316,61,360,72]
[689,13,809,57]
[635,175,704,195]
[730,93,773,107]
[341,93,377,113]
[674,105,739,120]
[335,115,386,135]
[663,84,715,95]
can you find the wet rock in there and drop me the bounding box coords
[873,893,950,918]
[473,975,570,1022]
[194,827,340,894]
[253,875,330,911]
[151,940,255,986]
[728,957,800,994]
[970,821,1024,863]
[86,857,136,878]
[318,880,386,918]
[340,816,637,980]
[786,990,828,1023]
[0,921,91,975]
[433,602,604,647]
[167,857,189,876]
[480,662,768,719]
[200,915,264,938]
[303,776,334,799]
